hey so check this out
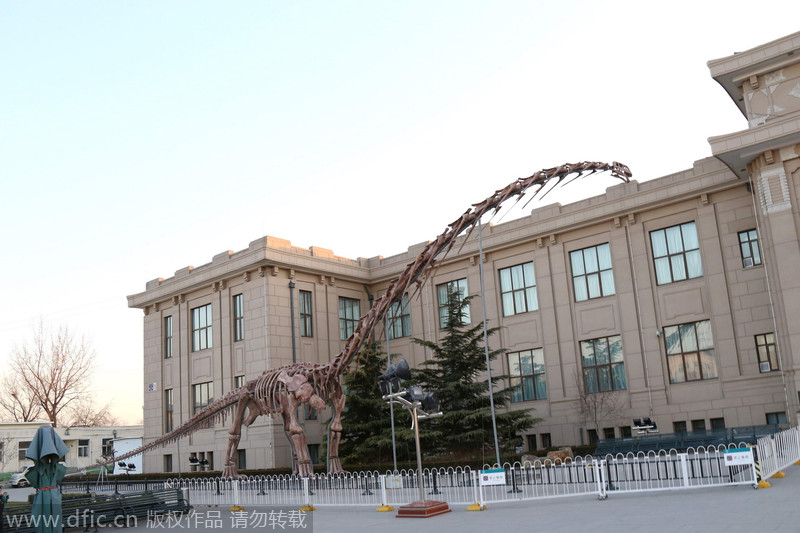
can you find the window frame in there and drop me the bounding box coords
[650,221,703,285]
[299,290,313,338]
[663,320,718,384]
[164,316,173,359]
[338,297,361,340]
[78,439,90,458]
[165,388,174,433]
[233,294,244,342]
[580,335,627,393]
[755,333,778,372]
[498,262,539,316]
[570,243,615,302]
[738,229,762,268]
[436,278,470,328]
[192,382,214,414]
[387,294,411,340]
[191,304,213,352]
[507,348,547,402]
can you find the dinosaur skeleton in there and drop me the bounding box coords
[109,161,631,477]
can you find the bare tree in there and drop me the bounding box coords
[0,434,18,469]
[575,370,626,441]
[0,373,44,422]
[63,397,119,427]
[8,321,96,427]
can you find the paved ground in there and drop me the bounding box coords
[6,465,800,532]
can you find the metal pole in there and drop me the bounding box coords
[386,319,398,472]
[288,281,297,364]
[289,281,298,474]
[478,220,502,467]
[413,407,425,503]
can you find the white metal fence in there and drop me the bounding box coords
[755,425,800,480]
[159,429,800,509]
[61,427,796,509]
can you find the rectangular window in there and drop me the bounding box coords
[541,433,552,449]
[164,316,173,359]
[233,294,244,342]
[192,382,213,414]
[691,419,706,433]
[78,439,89,457]
[164,455,173,473]
[436,278,470,328]
[165,389,174,433]
[102,438,113,458]
[387,295,411,340]
[570,243,615,301]
[300,290,313,337]
[739,229,762,268]
[580,335,626,393]
[308,444,320,465]
[663,320,718,384]
[710,417,725,431]
[588,429,599,445]
[499,263,538,316]
[526,435,537,451]
[18,441,30,461]
[756,333,778,372]
[508,348,547,402]
[237,449,246,470]
[766,412,787,425]
[234,375,245,389]
[673,421,687,434]
[338,297,360,340]
[191,304,213,352]
[650,221,703,285]
[603,427,615,439]
[619,426,632,438]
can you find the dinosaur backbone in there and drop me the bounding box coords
[100,161,631,477]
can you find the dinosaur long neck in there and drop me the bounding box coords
[326,161,631,378]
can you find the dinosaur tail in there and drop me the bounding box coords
[94,389,243,469]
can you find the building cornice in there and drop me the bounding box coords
[708,31,800,116]
[127,236,370,310]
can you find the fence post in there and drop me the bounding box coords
[596,459,607,500]
[376,475,394,512]
[679,454,690,488]
[228,480,245,512]
[300,477,315,512]
[795,427,800,465]
[467,470,485,511]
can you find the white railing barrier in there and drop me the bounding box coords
[756,426,800,480]
[160,431,795,509]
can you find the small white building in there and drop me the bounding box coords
[0,422,143,477]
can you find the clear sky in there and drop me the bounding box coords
[1,1,798,425]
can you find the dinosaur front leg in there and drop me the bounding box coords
[327,387,346,474]
[223,397,252,478]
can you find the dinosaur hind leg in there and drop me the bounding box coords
[327,387,346,474]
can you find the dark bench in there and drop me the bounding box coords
[3,488,191,532]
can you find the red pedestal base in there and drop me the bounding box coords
[396,500,452,518]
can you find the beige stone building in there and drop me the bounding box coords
[129,31,800,472]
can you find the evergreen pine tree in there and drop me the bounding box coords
[337,341,410,466]
[413,285,539,460]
